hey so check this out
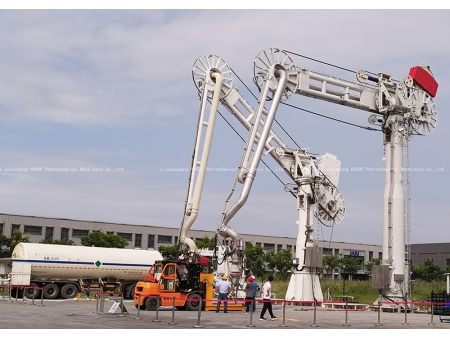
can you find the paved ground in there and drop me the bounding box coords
[0,296,448,330]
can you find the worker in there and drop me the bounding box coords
[215,274,231,313]
[177,265,188,281]
[244,276,255,314]
[252,276,258,312]
[259,276,277,321]
[326,287,332,301]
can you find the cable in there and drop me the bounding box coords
[231,67,258,100]
[284,49,356,74]
[281,102,381,131]
[284,49,402,84]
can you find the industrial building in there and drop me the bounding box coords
[3,212,446,278]
[410,243,450,270]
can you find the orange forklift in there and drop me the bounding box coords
[134,258,214,311]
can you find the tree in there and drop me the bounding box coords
[40,237,75,245]
[9,230,30,256]
[411,259,443,282]
[0,234,11,258]
[339,257,360,279]
[244,243,266,281]
[265,249,292,280]
[80,230,128,248]
[195,236,215,250]
[323,255,340,279]
[365,258,381,273]
[158,244,187,259]
[0,230,30,258]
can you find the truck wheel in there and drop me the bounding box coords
[61,284,78,299]
[186,293,202,311]
[24,283,41,299]
[129,287,135,300]
[125,284,135,300]
[43,283,60,299]
[144,297,159,311]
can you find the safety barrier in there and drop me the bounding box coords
[118,297,450,328]
[2,290,450,328]
[0,284,45,306]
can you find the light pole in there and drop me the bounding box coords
[342,265,346,298]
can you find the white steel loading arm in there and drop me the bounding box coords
[179,57,226,259]
[192,52,346,295]
[259,47,438,303]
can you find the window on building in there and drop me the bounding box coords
[72,229,89,238]
[24,225,42,235]
[174,236,178,244]
[323,248,333,256]
[157,235,172,244]
[148,234,155,249]
[45,227,54,239]
[135,234,142,248]
[277,244,283,252]
[0,223,3,235]
[369,251,373,260]
[117,232,133,241]
[447,258,450,266]
[287,244,292,252]
[12,224,21,234]
[107,231,114,235]
[378,252,383,259]
[263,243,275,252]
[334,249,340,257]
[256,242,261,247]
[61,227,70,240]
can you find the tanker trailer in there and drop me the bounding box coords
[0,242,163,300]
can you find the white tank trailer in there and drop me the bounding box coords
[0,242,163,300]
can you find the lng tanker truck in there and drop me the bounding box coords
[0,242,163,300]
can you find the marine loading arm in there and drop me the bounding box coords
[191,54,346,291]
[248,48,438,301]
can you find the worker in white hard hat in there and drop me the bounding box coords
[215,275,232,313]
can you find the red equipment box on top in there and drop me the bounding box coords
[409,66,438,97]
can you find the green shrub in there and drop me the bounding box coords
[271,279,447,305]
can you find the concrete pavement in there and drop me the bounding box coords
[0,297,448,330]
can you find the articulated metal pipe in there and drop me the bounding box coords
[180,72,223,253]
[221,69,287,227]
[219,69,288,287]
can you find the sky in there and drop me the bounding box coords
[0,6,449,246]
